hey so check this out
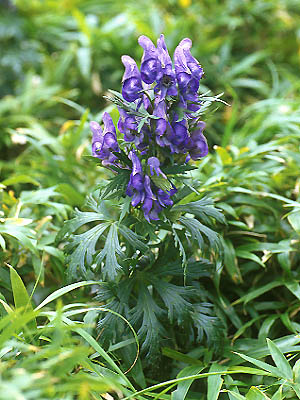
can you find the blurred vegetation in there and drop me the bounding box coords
[1,0,300,398]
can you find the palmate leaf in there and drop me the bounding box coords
[179,216,204,248]
[150,174,173,192]
[171,225,187,267]
[154,259,213,280]
[130,283,166,358]
[96,223,124,280]
[118,224,148,253]
[98,169,131,200]
[151,277,194,323]
[171,182,198,205]
[162,164,198,175]
[191,303,224,349]
[56,208,106,244]
[58,201,148,280]
[174,196,226,224]
[112,149,132,168]
[66,222,110,278]
[179,216,221,251]
[96,280,134,342]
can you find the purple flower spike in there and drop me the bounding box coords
[121,55,143,102]
[147,157,167,179]
[91,34,212,223]
[138,35,160,84]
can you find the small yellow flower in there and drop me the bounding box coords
[179,0,191,8]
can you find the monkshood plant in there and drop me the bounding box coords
[58,35,227,362]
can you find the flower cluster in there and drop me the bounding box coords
[91,34,209,221]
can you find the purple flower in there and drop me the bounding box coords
[142,183,175,222]
[143,200,162,222]
[174,38,203,94]
[187,121,208,160]
[156,35,177,99]
[142,176,161,222]
[118,108,150,151]
[90,113,119,166]
[126,150,145,207]
[152,101,191,154]
[118,108,138,142]
[157,189,173,207]
[153,100,168,137]
[142,175,176,221]
[138,35,160,84]
[125,152,176,222]
[182,92,201,112]
[170,114,189,149]
[121,55,143,102]
[138,35,177,100]
[147,157,167,178]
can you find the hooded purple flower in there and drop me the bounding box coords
[127,164,162,222]
[121,55,143,102]
[138,35,160,84]
[174,38,203,94]
[125,152,175,221]
[143,183,175,221]
[118,108,138,142]
[138,34,177,100]
[142,175,161,222]
[156,35,177,99]
[147,157,167,178]
[187,121,208,160]
[143,162,176,220]
[126,150,145,206]
[152,101,190,154]
[157,189,174,207]
[90,113,119,166]
[174,38,203,112]
[118,108,150,152]
[153,100,168,137]
[170,114,189,150]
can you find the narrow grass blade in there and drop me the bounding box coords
[267,338,293,380]
[207,364,226,400]
[8,264,36,330]
[35,281,99,311]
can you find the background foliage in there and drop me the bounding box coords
[0,0,300,398]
